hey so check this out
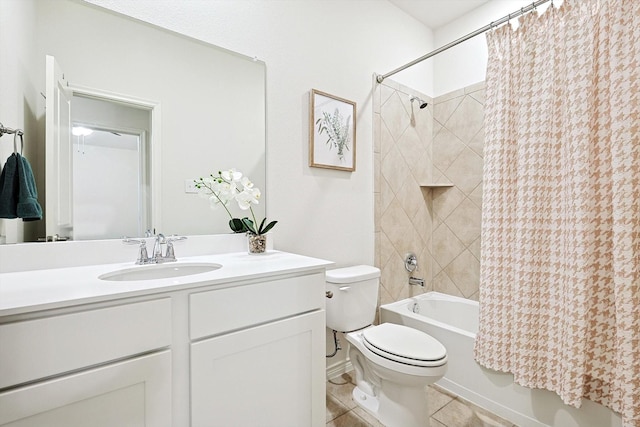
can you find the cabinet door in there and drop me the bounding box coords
[191,311,325,427]
[0,351,171,427]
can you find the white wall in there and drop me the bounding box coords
[433,0,558,97]
[86,0,435,267]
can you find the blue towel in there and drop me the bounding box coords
[16,154,42,221]
[0,153,19,219]
[0,153,42,221]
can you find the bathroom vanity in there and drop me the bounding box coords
[0,237,331,427]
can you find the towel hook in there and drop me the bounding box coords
[0,122,24,138]
[13,132,23,155]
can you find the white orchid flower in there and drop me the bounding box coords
[220,168,243,182]
[209,179,234,200]
[236,187,261,210]
[196,168,275,237]
[240,176,254,190]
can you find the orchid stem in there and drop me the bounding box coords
[250,207,259,233]
[199,181,234,219]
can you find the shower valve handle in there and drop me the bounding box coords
[404,253,418,272]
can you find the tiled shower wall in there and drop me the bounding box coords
[374,79,434,306]
[431,82,485,300]
[374,79,485,305]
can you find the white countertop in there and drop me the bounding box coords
[0,250,333,317]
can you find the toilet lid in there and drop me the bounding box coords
[362,323,446,367]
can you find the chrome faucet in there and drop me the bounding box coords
[152,233,188,263]
[405,253,424,287]
[409,276,425,287]
[152,233,166,262]
[123,234,187,264]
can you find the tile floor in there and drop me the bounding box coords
[326,372,516,427]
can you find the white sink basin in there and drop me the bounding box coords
[99,262,222,281]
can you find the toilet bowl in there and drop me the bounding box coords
[325,266,448,427]
[347,323,447,427]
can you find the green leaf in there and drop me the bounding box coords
[260,220,277,234]
[241,217,257,234]
[257,218,267,234]
[229,218,246,233]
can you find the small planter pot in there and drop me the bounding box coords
[247,233,267,254]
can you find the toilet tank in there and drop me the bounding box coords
[325,265,380,332]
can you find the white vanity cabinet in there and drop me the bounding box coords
[189,273,326,427]
[0,250,329,427]
[0,298,173,426]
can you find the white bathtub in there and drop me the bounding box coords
[380,292,622,427]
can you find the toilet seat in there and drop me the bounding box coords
[362,323,446,367]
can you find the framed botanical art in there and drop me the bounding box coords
[309,89,356,172]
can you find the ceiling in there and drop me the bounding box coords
[388,0,490,29]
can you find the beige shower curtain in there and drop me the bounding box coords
[474,0,640,425]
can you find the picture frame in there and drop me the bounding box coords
[309,89,356,172]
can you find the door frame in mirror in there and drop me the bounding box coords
[46,73,163,240]
[69,84,163,237]
[45,55,73,240]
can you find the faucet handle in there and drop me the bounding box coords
[137,242,149,264]
[123,237,147,247]
[166,235,187,243]
[122,238,150,264]
[404,253,418,272]
[165,241,176,260]
[163,236,186,262]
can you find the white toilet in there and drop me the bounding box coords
[326,265,447,427]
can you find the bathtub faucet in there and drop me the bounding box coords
[409,276,425,287]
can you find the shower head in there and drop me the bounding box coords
[410,96,428,109]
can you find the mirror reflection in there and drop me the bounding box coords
[5,0,266,243]
[73,127,146,240]
[71,95,151,240]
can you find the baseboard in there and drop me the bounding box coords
[326,360,353,380]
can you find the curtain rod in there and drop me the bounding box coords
[376,0,552,84]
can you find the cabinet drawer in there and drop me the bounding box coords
[190,272,324,340]
[0,351,172,426]
[0,298,171,389]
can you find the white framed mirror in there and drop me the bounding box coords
[6,0,266,243]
